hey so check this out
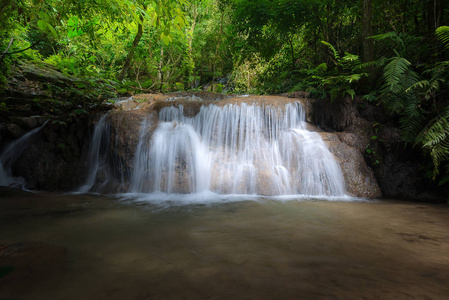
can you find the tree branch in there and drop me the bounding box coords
[4,39,42,55]
[0,36,14,63]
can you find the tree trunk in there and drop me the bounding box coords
[361,0,374,63]
[117,6,145,82]
[158,45,164,90]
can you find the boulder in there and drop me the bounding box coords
[324,137,382,198]
[5,123,25,138]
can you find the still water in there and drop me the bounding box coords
[1,193,449,299]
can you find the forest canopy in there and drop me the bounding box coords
[1,0,449,182]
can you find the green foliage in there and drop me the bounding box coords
[436,26,449,50]
[369,28,449,179]
[1,0,449,187]
[0,102,8,112]
[287,42,366,100]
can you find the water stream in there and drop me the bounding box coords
[0,124,45,188]
[131,102,345,196]
[79,99,346,199]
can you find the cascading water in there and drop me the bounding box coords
[130,101,346,197]
[0,124,45,188]
[77,114,114,193]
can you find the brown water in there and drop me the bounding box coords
[1,193,449,300]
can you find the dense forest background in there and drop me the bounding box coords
[1,0,449,188]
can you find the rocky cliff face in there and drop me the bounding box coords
[310,96,440,201]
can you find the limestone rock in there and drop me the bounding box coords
[107,110,158,181]
[326,140,382,198]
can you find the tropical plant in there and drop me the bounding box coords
[370,28,449,180]
[288,41,366,100]
[415,26,449,179]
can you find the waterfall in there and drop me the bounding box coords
[130,102,346,196]
[77,114,112,193]
[0,124,45,188]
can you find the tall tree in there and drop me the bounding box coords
[361,0,374,63]
[117,3,146,81]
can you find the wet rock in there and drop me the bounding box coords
[375,156,429,200]
[17,61,79,87]
[308,95,440,200]
[336,132,367,153]
[107,110,158,181]
[12,118,89,190]
[5,123,25,138]
[326,139,382,198]
[10,116,42,130]
[312,96,358,131]
[166,91,232,101]
[0,124,4,146]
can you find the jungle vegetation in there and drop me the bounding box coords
[1,0,449,183]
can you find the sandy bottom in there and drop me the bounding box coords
[0,193,449,300]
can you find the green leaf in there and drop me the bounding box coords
[175,15,185,27]
[160,32,172,45]
[37,19,47,31]
[321,41,340,62]
[47,24,58,38]
[436,26,449,51]
[345,89,355,99]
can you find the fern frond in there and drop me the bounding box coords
[355,59,384,70]
[429,139,449,172]
[382,93,406,113]
[399,97,425,144]
[382,57,412,94]
[436,26,449,51]
[370,32,398,42]
[401,68,420,93]
[405,80,430,93]
[421,111,449,148]
[321,41,340,62]
[342,52,360,63]
[347,73,366,83]
[418,106,449,175]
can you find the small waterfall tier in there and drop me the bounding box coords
[0,124,45,188]
[130,101,346,196]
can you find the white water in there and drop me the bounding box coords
[130,102,346,197]
[0,124,45,187]
[77,115,110,193]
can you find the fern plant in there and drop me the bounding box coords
[372,29,449,180]
[367,32,425,144]
[415,26,449,179]
[298,41,366,101]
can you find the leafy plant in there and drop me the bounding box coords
[290,41,366,101]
